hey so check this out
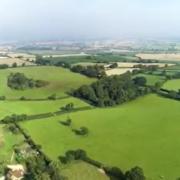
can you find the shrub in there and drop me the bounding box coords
[60,103,74,111]
[20,96,26,100]
[0,96,6,100]
[60,118,72,126]
[72,127,89,135]
[6,123,19,134]
[125,166,145,180]
[48,94,56,100]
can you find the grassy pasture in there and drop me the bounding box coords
[61,161,109,180]
[21,94,180,180]
[0,66,95,99]
[0,125,24,164]
[0,97,90,118]
[163,79,180,91]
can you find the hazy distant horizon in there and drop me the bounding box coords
[1,0,180,41]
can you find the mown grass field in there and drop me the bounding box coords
[0,66,95,99]
[21,94,180,180]
[163,79,180,91]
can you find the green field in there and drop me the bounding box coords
[21,94,180,180]
[0,97,91,118]
[163,79,180,91]
[61,161,109,180]
[0,66,95,99]
[0,125,24,164]
[134,73,165,86]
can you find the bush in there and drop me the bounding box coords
[109,63,118,69]
[20,96,26,100]
[72,127,89,135]
[48,94,56,100]
[0,64,8,69]
[125,166,145,180]
[60,118,72,126]
[12,62,17,68]
[59,149,87,164]
[104,166,124,179]
[0,96,6,100]
[61,103,74,111]
[6,123,19,134]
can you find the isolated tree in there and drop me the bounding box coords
[12,62,17,68]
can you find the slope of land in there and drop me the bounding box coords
[21,94,180,180]
[0,66,95,99]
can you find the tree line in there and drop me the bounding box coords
[59,149,146,180]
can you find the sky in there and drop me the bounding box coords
[0,0,180,41]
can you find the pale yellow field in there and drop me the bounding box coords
[105,68,137,76]
[0,57,35,66]
[8,53,36,61]
[136,53,180,61]
[116,62,174,68]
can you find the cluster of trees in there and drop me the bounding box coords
[24,156,63,180]
[74,73,149,107]
[13,123,64,180]
[35,55,50,65]
[71,64,106,78]
[59,149,145,180]
[7,73,48,90]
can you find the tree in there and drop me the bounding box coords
[22,63,26,67]
[133,77,147,86]
[109,63,118,69]
[61,103,74,111]
[125,167,145,180]
[12,62,17,68]
[48,94,56,100]
[73,126,89,135]
[168,90,177,99]
[48,161,63,180]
